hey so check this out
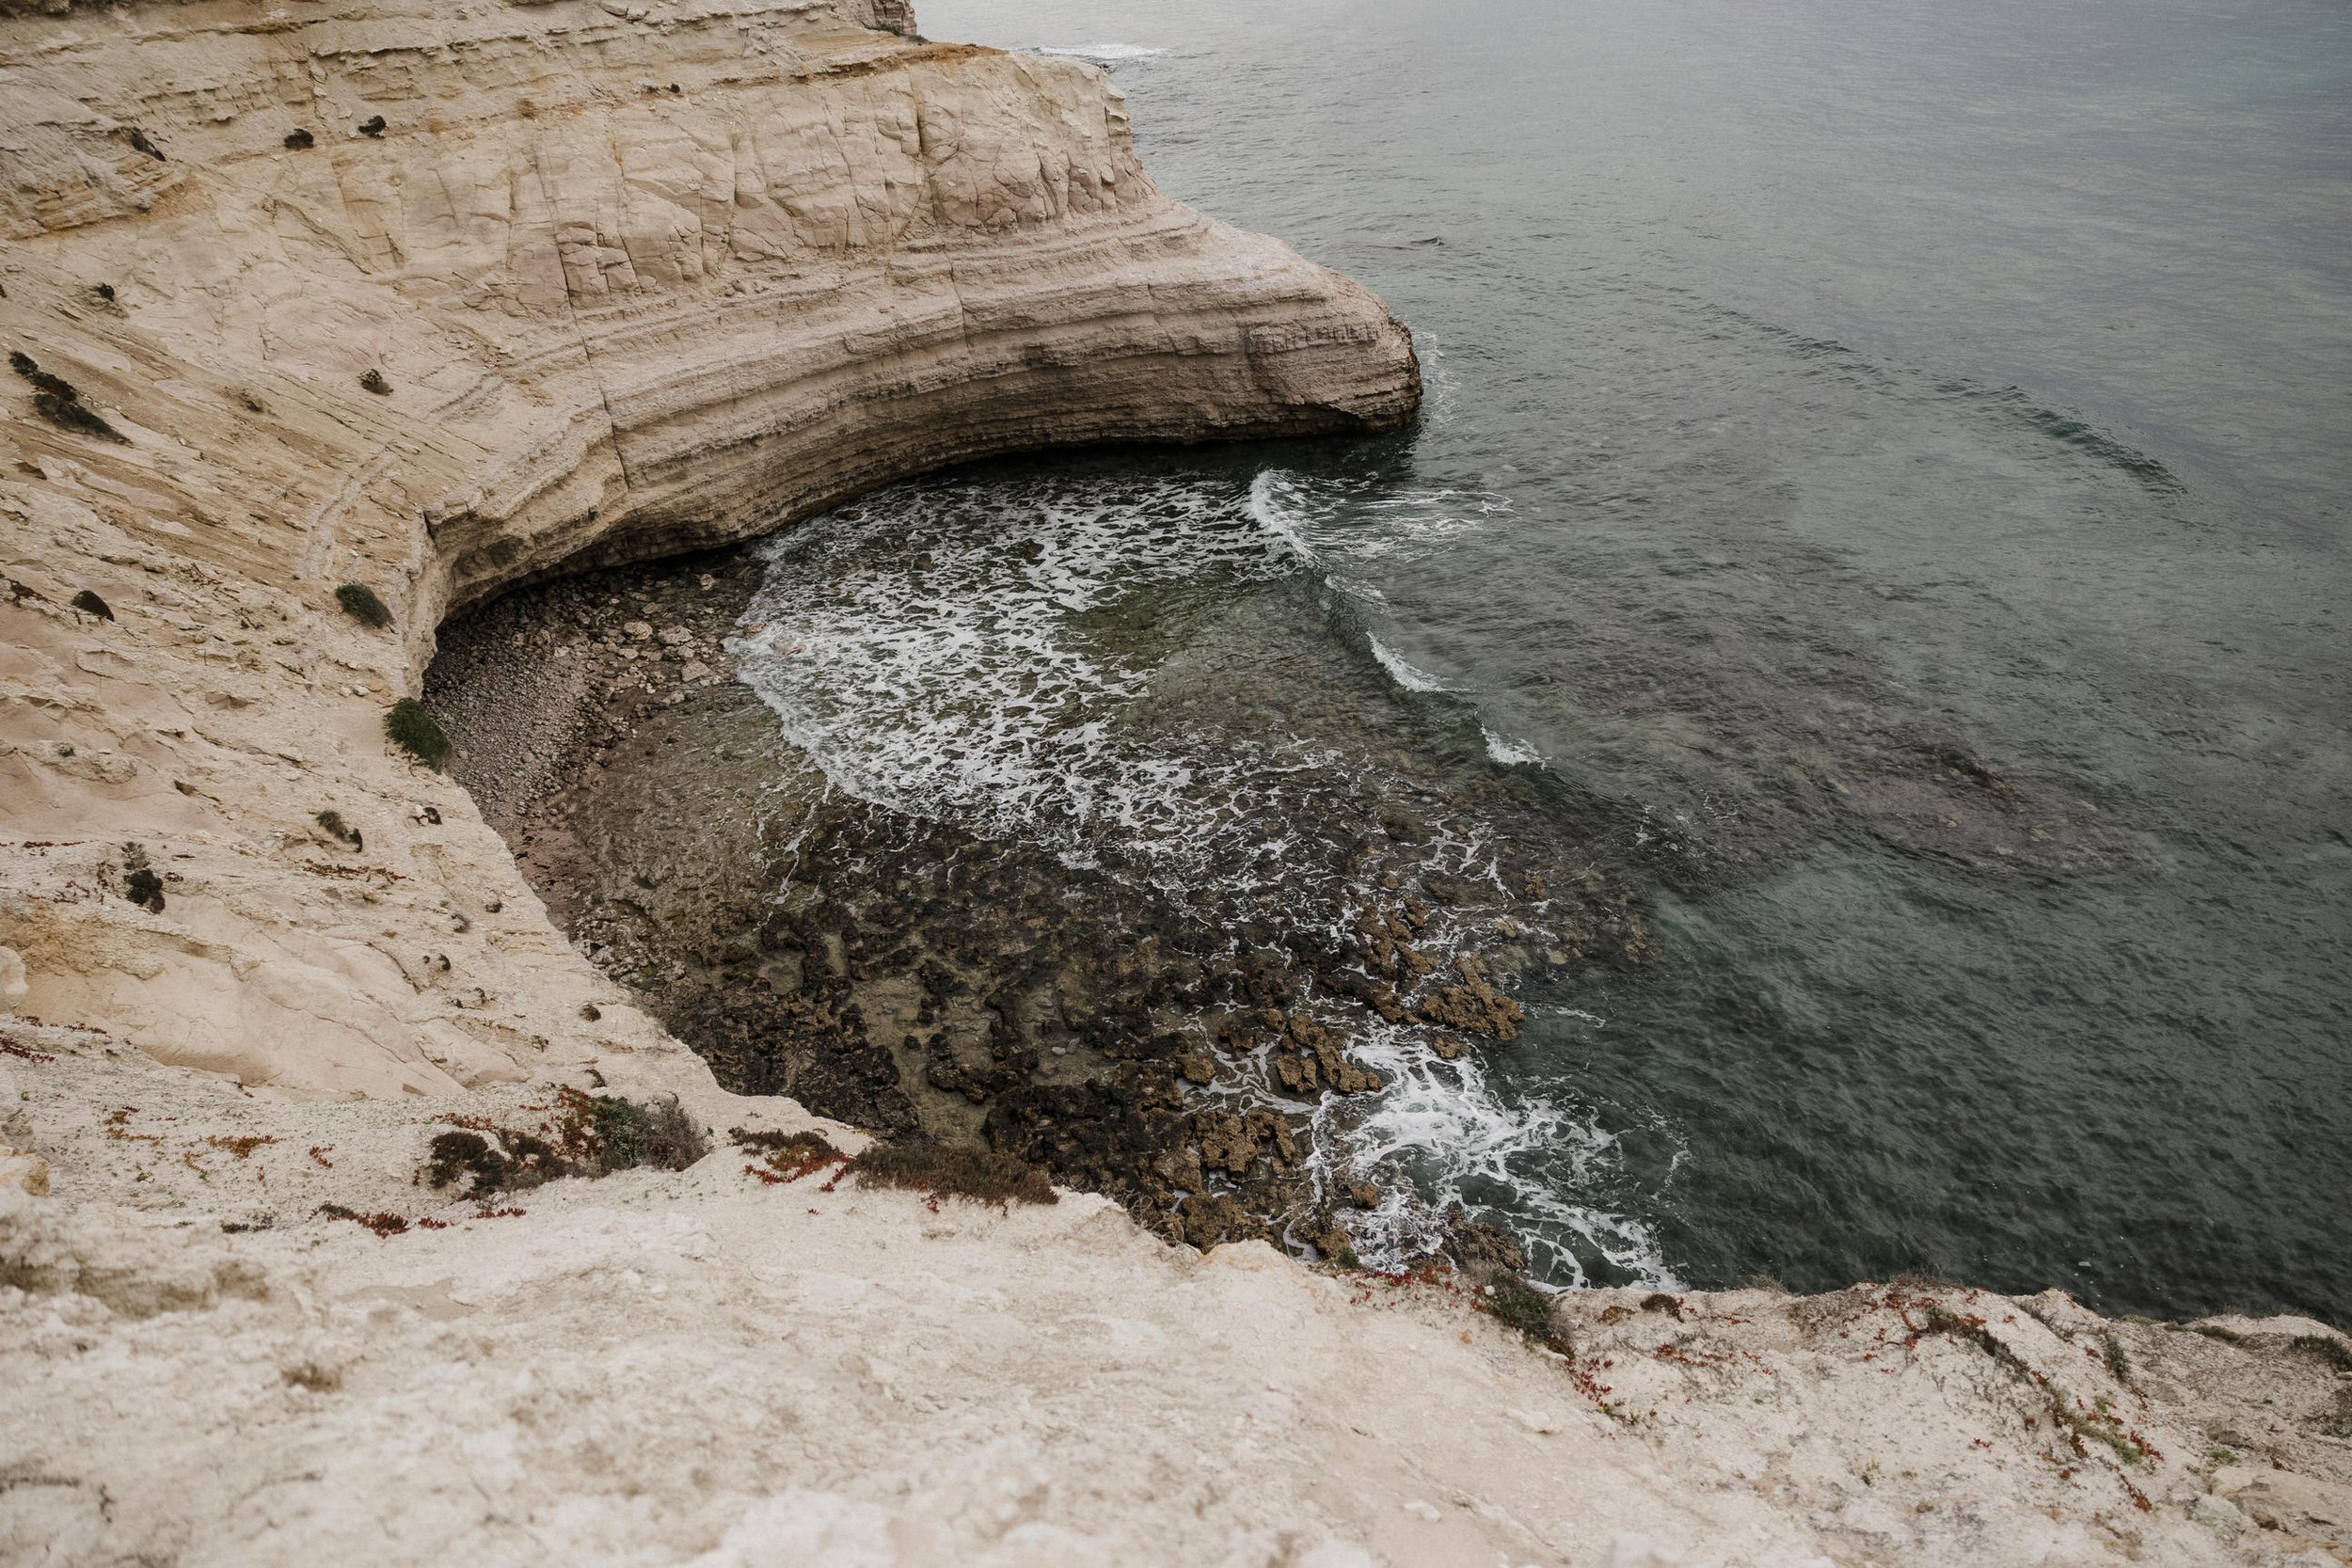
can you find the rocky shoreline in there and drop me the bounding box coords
[426,531,1589,1266]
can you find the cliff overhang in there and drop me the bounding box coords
[0,0,1416,1098]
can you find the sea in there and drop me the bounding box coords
[727,0,2350,1322]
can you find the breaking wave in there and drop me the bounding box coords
[731,462,1675,1287]
[1030,42,1167,65]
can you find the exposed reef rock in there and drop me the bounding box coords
[0,0,1415,1097]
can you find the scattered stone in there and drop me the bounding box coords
[1176,1192,1261,1251]
[1416,954,1524,1041]
[0,1147,50,1196]
[1194,1109,1258,1175]
[1151,1147,1204,1192]
[1439,1206,1525,1280]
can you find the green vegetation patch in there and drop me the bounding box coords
[2294,1334,2352,1374]
[384,697,450,769]
[1485,1274,1567,1349]
[13,350,128,443]
[735,1127,847,1185]
[335,583,392,628]
[426,1088,709,1197]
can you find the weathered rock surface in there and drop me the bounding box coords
[0,0,1415,1096]
[3,1025,2349,1566]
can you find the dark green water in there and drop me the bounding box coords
[750,0,2350,1321]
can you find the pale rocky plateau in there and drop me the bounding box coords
[0,0,2346,1562]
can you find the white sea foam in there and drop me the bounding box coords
[1367,634,1445,692]
[1246,469,1321,564]
[1248,469,1513,564]
[734,465,1673,1289]
[1483,726,1542,766]
[1032,42,1166,63]
[732,472,1319,903]
[1310,1017,1678,1287]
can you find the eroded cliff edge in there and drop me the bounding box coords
[0,0,1415,1096]
[5,5,2351,1563]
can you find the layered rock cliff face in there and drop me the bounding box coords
[0,0,1416,1097]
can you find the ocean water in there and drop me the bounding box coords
[733,0,2350,1320]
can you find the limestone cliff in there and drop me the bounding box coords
[8,7,2348,1563]
[0,0,1417,1097]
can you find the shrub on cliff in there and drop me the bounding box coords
[2297,1334,2352,1374]
[335,583,392,628]
[384,698,450,769]
[575,1090,708,1176]
[426,1129,563,1196]
[1483,1275,1568,1352]
[34,392,128,443]
[425,1089,709,1196]
[849,1142,1057,1207]
[734,1128,847,1185]
[11,350,128,444]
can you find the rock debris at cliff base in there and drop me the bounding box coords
[425,531,1649,1270]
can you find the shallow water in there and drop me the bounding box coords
[717,0,2351,1318]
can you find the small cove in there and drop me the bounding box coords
[435,0,2352,1323]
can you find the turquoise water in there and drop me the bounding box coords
[751,0,2350,1319]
